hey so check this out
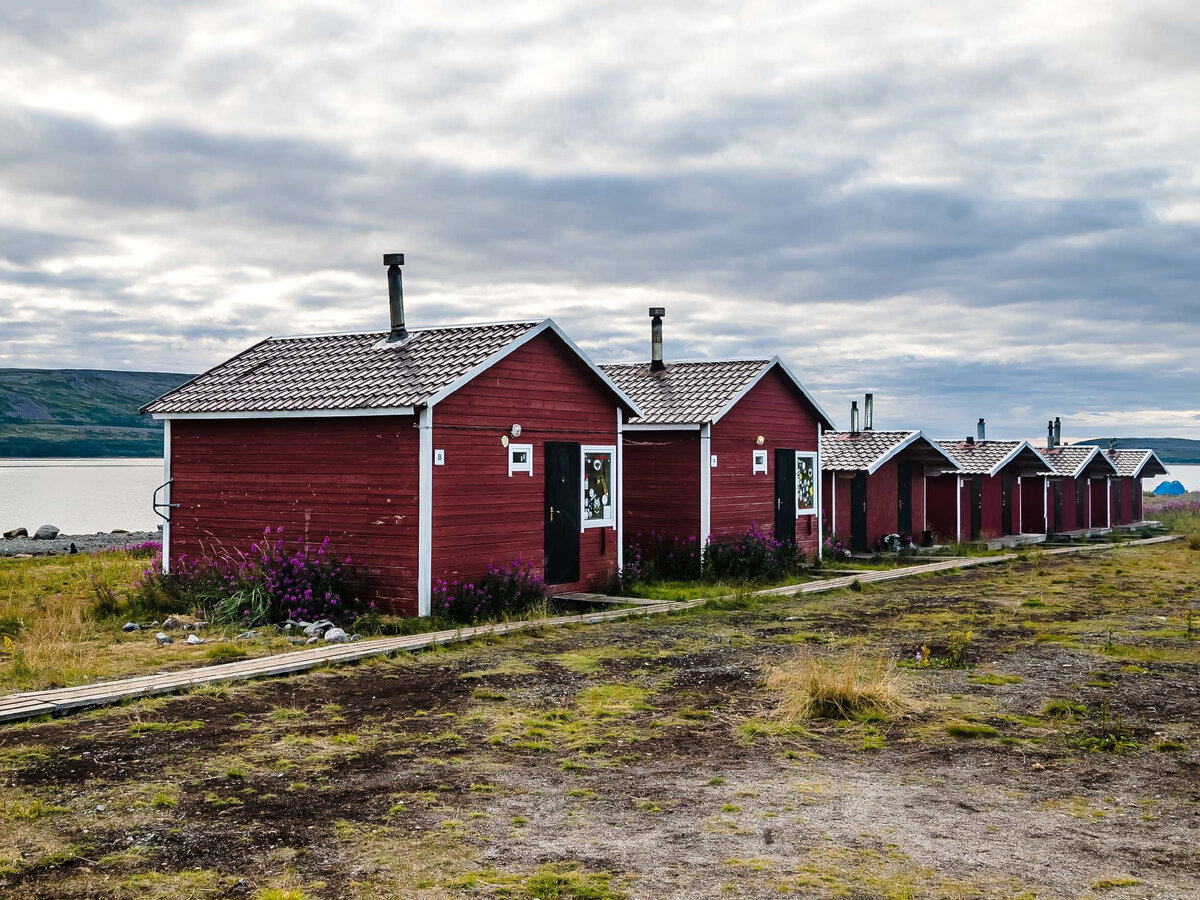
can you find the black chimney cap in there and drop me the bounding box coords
[648,307,665,318]
[384,253,405,266]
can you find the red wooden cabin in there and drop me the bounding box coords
[925,439,1052,542]
[1038,445,1119,533]
[1100,448,1168,526]
[142,256,641,616]
[820,422,958,553]
[600,310,834,558]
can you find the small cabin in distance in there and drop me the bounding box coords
[1102,447,1168,526]
[820,394,958,552]
[601,309,834,558]
[925,421,1053,542]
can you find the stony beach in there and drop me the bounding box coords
[0,529,160,557]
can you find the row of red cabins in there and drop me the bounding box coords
[142,256,1167,615]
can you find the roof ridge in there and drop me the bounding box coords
[267,319,543,341]
[599,357,772,368]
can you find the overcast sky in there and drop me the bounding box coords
[1,0,1198,441]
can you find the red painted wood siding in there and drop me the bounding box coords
[622,430,701,542]
[1134,479,1143,522]
[1089,478,1109,527]
[925,474,960,542]
[431,331,621,596]
[169,416,420,614]
[709,367,821,556]
[1021,476,1047,534]
[913,470,927,538]
[1111,477,1135,525]
[866,458,900,546]
[821,471,854,545]
[979,474,1003,539]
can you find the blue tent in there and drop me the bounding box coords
[1153,480,1186,496]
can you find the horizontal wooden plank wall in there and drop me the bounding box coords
[0,535,1180,725]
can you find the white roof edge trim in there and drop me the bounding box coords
[152,406,416,421]
[422,319,644,417]
[710,356,836,429]
[982,440,1035,476]
[623,423,703,432]
[865,431,948,475]
[1017,442,1055,476]
[1135,449,1170,478]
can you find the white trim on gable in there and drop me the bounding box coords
[709,357,835,429]
[423,319,644,417]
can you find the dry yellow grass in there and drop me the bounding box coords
[765,652,910,721]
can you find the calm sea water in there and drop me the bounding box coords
[0,458,165,535]
[1147,464,1200,494]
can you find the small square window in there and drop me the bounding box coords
[508,443,533,477]
[752,450,768,474]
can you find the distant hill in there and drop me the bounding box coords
[0,369,193,457]
[1079,437,1200,465]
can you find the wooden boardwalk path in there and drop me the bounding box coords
[0,534,1179,725]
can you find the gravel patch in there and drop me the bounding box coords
[0,530,161,557]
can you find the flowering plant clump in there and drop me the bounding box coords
[128,528,365,626]
[433,558,547,625]
[823,533,851,559]
[625,531,703,582]
[702,522,805,582]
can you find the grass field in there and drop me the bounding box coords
[0,538,1197,898]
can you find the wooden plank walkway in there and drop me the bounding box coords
[0,534,1180,725]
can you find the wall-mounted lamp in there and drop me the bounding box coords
[755,435,765,446]
[500,434,510,448]
[511,424,522,437]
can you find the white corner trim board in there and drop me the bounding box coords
[700,423,712,547]
[417,406,434,617]
[161,419,172,575]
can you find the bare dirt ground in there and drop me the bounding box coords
[1,543,1197,899]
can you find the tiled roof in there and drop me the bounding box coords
[1098,448,1163,477]
[937,440,1028,475]
[821,430,918,471]
[1040,445,1117,478]
[142,321,544,414]
[599,359,771,425]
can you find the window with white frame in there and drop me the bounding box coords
[581,445,615,528]
[795,452,817,515]
[752,449,768,474]
[508,443,533,477]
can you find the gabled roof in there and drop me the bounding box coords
[142,319,641,417]
[821,430,959,475]
[599,357,834,428]
[937,439,1052,477]
[1095,448,1169,479]
[1040,445,1119,478]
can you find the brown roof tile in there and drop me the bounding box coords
[599,359,771,425]
[142,321,544,414]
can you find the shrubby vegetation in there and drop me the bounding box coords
[617,523,806,592]
[432,559,548,625]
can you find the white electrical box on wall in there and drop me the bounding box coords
[710,454,718,468]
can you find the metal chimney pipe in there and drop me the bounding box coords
[649,307,665,373]
[850,400,860,435]
[384,253,408,344]
[977,418,986,441]
[1053,416,1061,447]
[864,393,874,431]
[1047,420,1055,449]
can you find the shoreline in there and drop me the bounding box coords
[0,531,161,557]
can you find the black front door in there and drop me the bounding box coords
[850,471,868,552]
[1075,480,1085,530]
[1114,482,1122,524]
[1053,480,1063,533]
[896,462,912,537]
[544,442,580,585]
[773,449,796,545]
[969,476,983,541]
[1001,470,1016,535]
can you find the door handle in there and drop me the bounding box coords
[550,507,555,521]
